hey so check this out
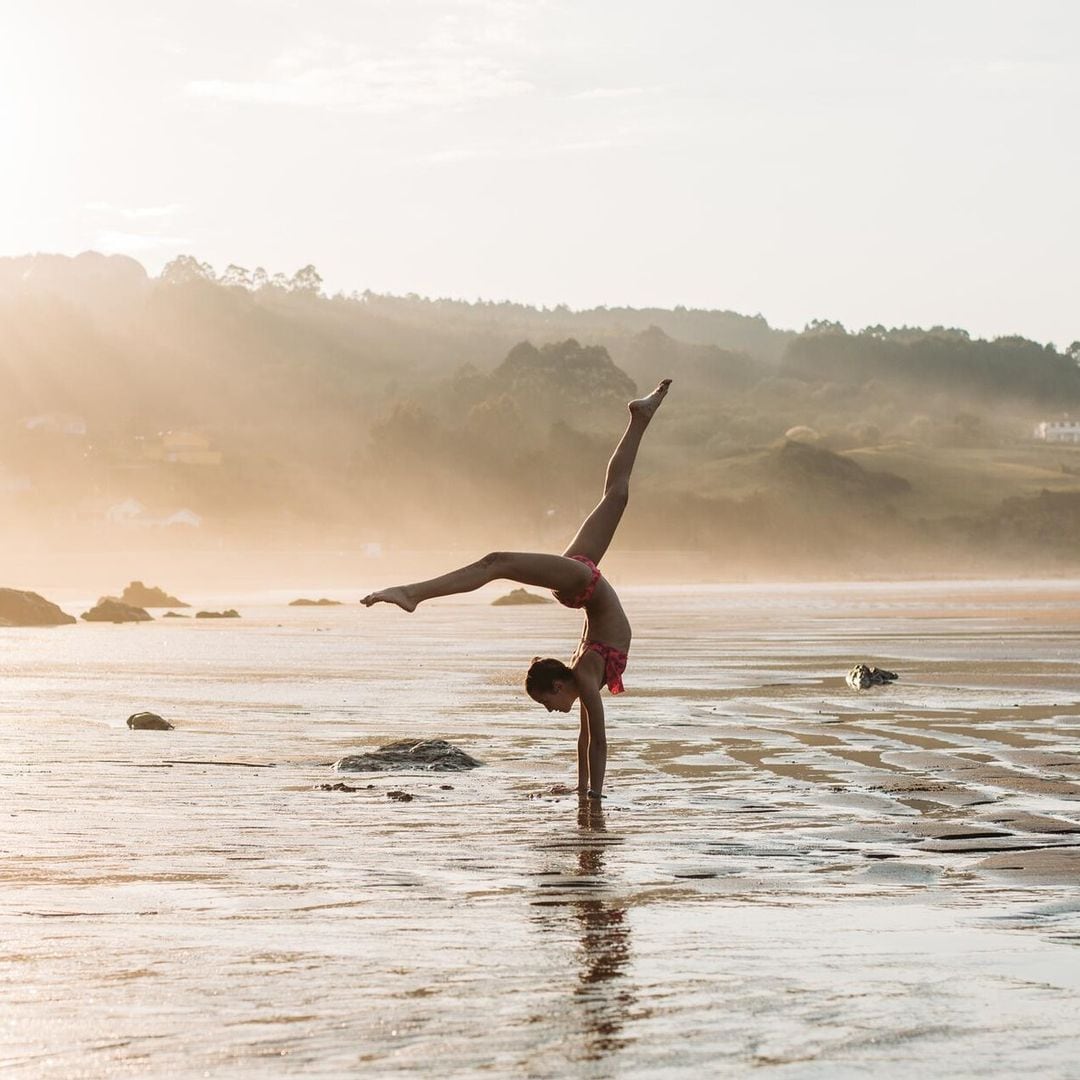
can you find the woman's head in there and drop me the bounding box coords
[525,656,578,712]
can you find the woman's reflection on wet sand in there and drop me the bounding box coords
[532,801,639,1061]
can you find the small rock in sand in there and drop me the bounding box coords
[846,664,899,690]
[84,598,153,623]
[492,587,553,606]
[195,609,241,619]
[127,711,174,730]
[335,739,483,773]
[386,790,414,802]
[316,782,359,792]
[289,598,343,606]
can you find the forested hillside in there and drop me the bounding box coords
[2,251,1078,576]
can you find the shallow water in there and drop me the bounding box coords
[2,581,1079,1077]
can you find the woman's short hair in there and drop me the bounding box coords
[525,656,573,698]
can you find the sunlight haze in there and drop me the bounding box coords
[3,0,1077,343]
[5,7,1080,1072]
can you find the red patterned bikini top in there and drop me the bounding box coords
[554,555,602,609]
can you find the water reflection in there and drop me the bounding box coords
[532,802,637,1061]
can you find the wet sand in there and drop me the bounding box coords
[2,580,1079,1076]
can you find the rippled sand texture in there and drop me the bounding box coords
[2,581,1079,1077]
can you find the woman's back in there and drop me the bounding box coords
[582,575,631,652]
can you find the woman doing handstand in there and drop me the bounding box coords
[362,378,672,800]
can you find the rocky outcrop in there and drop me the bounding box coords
[82,598,153,623]
[289,598,343,606]
[162,612,189,618]
[775,440,911,498]
[846,664,899,691]
[0,588,76,626]
[195,609,240,619]
[335,739,483,773]
[492,588,553,606]
[120,581,189,607]
[127,711,173,730]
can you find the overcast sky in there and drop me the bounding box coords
[2,1,1076,343]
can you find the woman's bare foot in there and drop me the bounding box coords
[361,587,416,612]
[629,378,672,420]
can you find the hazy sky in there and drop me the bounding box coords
[3,1,1077,344]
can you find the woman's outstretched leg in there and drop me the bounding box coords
[562,379,671,563]
[362,551,588,612]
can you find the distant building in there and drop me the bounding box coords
[19,412,87,436]
[104,499,204,528]
[142,431,223,466]
[1034,419,1080,443]
[106,497,147,523]
[0,468,31,494]
[162,508,202,528]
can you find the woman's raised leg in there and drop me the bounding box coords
[562,379,671,564]
[362,551,590,612]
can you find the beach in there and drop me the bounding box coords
[2,579,1079,1077]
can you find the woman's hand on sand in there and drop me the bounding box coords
[547,783,578,795]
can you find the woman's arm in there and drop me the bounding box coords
[578,684,607,798]
[576,703,589,793]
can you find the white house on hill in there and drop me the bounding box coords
[1034,419,1080,443]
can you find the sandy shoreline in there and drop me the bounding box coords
[2,581,1079,1076]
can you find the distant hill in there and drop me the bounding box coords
[1,251,1078,575]
[357,291,793,362]
[0,251,150,312]
[782,324,1080,403]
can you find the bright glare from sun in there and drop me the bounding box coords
[0,17,53,244]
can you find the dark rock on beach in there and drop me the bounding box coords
[846,664,899,691]
[162,612,189,618]
[492,587,553,606]
[386,790,414,802]
[0,588,77,626]
[121,581,189,608]
[127,711,174,730]
[335,739,483,773]
[195,609,241,619]
[289,598,343,606]
[83,598,153,623]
